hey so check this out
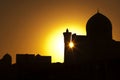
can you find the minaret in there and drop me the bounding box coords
[63,29,72,64]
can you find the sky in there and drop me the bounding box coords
[0,0,120,63]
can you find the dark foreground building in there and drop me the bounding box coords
[64,12,120,64]
[63,12,120,80]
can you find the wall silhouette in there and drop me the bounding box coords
[16,54,51,65]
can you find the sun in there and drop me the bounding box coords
[45,30,64,63]
[69,41,74,48]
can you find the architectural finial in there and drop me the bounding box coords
[97,8,99,13]
[66,28,69,33]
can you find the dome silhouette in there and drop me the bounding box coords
[86,12,112,40]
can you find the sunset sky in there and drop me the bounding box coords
[0,0,120,63]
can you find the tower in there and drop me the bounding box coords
[63,29,72,64]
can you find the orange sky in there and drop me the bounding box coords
[0,0,120,63]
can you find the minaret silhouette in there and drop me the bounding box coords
[63,29,75,64]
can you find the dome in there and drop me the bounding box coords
[86,12,112,40]
[3,53,11,59]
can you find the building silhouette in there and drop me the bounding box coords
[63,12,120,64]
[16,54,51,65]
[0,53,12,65]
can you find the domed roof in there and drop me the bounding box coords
[86,12,112,40]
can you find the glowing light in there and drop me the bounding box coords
[44,24,86,63]
[45,30,64,63]
[69,41,74,48]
